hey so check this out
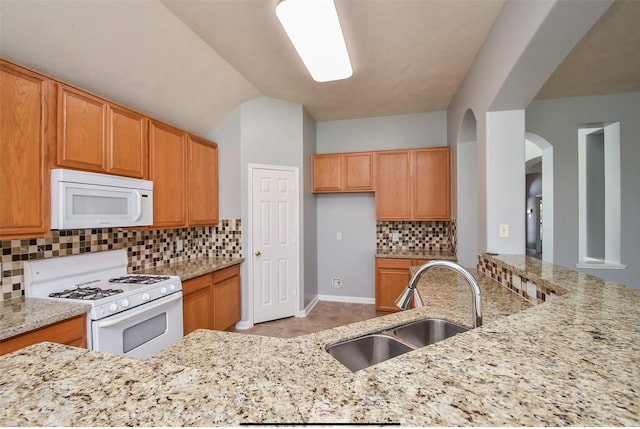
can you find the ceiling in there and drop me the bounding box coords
[535,0,640,100]
[163,0,640,122]
[163,0,506,121]
[2,0,638,131]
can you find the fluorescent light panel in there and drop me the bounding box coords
[276,0,352,82]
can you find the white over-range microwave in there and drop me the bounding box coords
[51,169,153,229]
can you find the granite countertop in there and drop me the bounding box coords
[135,256,244,281]
[1,255,639,425]
[376,249,457,260]
[0,298,90,341]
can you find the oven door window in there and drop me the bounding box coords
[123,313,167,353]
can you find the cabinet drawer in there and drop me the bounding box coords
[213,265,240,283]
[182,274,211,295]
[376,258,414,269]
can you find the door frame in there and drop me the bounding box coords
[246,163,300,327]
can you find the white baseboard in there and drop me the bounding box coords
[296,295,319,317]
[234,320,253,330]
[316,294,375,305]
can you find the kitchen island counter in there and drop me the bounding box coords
[1,255,639,425]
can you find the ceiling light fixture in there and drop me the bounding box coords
[275,0,353,83]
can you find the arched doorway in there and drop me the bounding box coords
[524,132,554,262]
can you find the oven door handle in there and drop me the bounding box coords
[96,293,182,328]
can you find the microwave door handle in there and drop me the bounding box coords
[132,190,143,221]
[96,293,182,328]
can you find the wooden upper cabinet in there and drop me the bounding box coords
[0,60,52,239]
[375,147,450,221]
[57,84,107,171]
[313,154,342,192]
[375,150,412,219]
[57,84,148,178]
[188,135,219,226]
[107,105,148,178]
[149,120,187,228]
[343,152,374,191]
[413,148,450,220]
[313,151,373,193]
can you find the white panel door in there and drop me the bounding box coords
[251,166,298,324]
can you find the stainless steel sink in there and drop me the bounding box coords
[326,333,414,372]
[392,318,469,347]
[326,318,470,372]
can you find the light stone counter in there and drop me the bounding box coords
[135,256,244,281]
[1,255,639,425]
[0,298,90,341]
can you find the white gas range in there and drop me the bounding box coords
[23,249,183,359]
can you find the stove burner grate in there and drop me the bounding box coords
[109,275,171,285]
[49,287,124,300]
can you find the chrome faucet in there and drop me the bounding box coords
[395,260,483,328]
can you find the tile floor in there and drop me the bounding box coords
[231,301,387,338]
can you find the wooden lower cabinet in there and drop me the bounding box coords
[212,265,241,331]
[375,258,432,312]
[0,314,87,356]
[181,265,241,335]
[182,274,213,335]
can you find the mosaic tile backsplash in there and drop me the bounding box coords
[477,254,558,305]
[1,219,242,301]
[376,220,456,253]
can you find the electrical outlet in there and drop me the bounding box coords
[392,232,399,242]
[499,224,510,238]
[331,277,342,288]
[336,232,342,240]
[176,239,184,251]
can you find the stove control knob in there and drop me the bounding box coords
[160,287,168,295]
[121,299,130,308]
[169,284,176,292]
[142,293,150,301]
[109,303,118,312]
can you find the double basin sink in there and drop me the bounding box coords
[326,318,469,372]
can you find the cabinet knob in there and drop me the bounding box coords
[255,251,261,256]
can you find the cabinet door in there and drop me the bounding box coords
[313,154,342,192]
[212,265,241,331]
[188,135,219,225]
[182,275,213,335]
[149,120,187,228]
[0,314,86,356]
[343,152,374,191]
[0,61,52,239]
[413,148,451,220]
[375,258,413,312]
[107,105,148,178]
[375,151,411,220]
[57,84,107,172]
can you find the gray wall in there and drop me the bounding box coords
[315,111,447,300]
[213,96,318,324]
[302,108,318,308]
[526,92,640,288]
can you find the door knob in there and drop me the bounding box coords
[255,251,261,256]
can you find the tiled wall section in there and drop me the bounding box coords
[476,254,557,305]
[377,220,456,253]
[1,219,242,301]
